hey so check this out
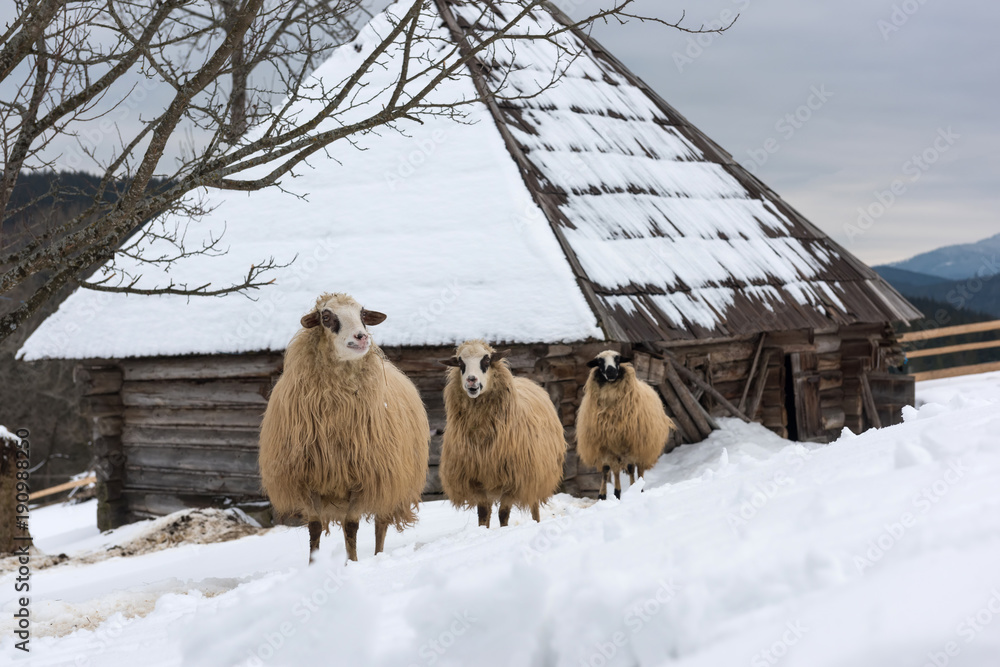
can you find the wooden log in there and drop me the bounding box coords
[122,424,261,448]
[664,362,716,437]
[125,407,264,428]
[656,382,701,444]
[814,335,842,354]
[760,405,787,428]
[905,338,1000,359]
[123,445,260,475]
[817,353,841,372]
[818,372,843,392]
[123,466,264,496]
[821,407,846,431]
[746,352,774,422]
[860,372,883,429]
[121,355,282,381]
[74,366,123,396]
[738,334,766,413]
[668,358,748,423]
[122,380,270,408]
[81,394,124,418]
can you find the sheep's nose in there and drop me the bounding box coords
[354,332,368,341]
[466,376,478,384]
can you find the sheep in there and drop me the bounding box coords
[258,293,429,562]
[439,340,566,528]
[576,350,675,500]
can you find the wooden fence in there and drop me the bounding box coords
[900,320,1000,381]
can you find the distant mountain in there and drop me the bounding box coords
[874,265,1000,318]
[883,232,1000,281]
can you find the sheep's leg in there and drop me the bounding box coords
[627,463,635,485]
[599,465,610,500]
[308,520,322,564]
[498,502,512,527]
[343,519,360,562]
[477,503,492,528]
[637,466,647,491]
[613,469,622,500]
[374,517,389,556]
[530,502,540,523]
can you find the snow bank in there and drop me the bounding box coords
[3,372,1000,666]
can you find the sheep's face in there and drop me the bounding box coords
[300,293,386,360]
[588,350,630,385]
[444,340,510,399]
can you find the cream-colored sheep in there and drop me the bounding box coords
[259,293,429,562]
[577,350,675,499]
[439,340,566,527]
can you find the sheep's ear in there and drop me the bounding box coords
[361,309,387,326]
[586,358,601,368]
[619,356,632,365]
[301,311,321,328]
[440,357,462,367]
[490,349,511,365]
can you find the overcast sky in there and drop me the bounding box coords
[565,0,999,265]
[4,1,996,267]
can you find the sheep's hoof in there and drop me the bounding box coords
[597,494,606,501]
[614,489,621,500]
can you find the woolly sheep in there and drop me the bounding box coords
[439,340,566,527]
[259,293,429,562]
[576,350,675,500]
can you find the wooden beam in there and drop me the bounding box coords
[860,372,882,429]
[667,357,750,423]
[29,475,96,501]
[664,362,716,437]
[906,338,1000,359]
[912,361,1000,382]
[656,382,701,444]
[738,334,767,413]
[899,320,1000,343]
[746,351,774,421]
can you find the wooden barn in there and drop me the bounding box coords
[21,0,920,530]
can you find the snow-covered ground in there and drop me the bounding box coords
[4,372,1000,666]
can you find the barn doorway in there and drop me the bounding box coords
[783,355,799,441]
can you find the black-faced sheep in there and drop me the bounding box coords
[439,340,566,527]
[258,293,430,562]
[576,350,675,500]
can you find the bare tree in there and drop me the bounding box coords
[0,0,730,345]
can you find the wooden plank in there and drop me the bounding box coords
[123,466,263,495]
[912,361,1000,382]
[121,354,282,381]
[124,445,260,475]
[746,351,774,421]
[668,357,749,423]
[122,425,260,448]
[906,338,1000,359]
[821,407,846,431]
[29,475,96,500]
[125,407,264,428]
[899,320,1000,343]
[656,382,701,444]
[122,380,270,408]
[74,366,123,396]
[664,362,716,437]
[860,372,883,429]
[738,334,767,413]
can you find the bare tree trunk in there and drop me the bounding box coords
[0,436,32,554]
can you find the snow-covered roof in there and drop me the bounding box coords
[20,0,918,361]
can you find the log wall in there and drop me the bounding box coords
[77,323,913,526]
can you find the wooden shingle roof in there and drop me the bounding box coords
[436,0,921,342]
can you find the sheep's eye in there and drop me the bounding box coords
[614,355,621,366]
[321,310,340,333]
[458,359,466,373]
[480,356,490,373]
